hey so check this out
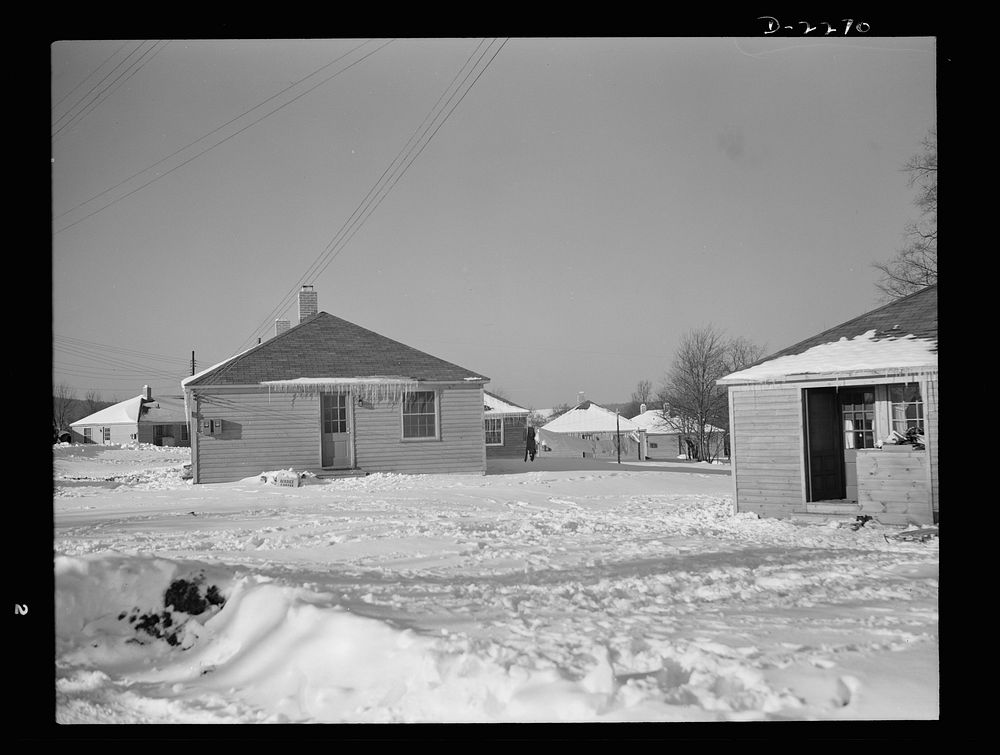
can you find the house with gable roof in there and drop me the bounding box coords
[69,386,190,446]
[483,391,532,459]
[718,285,937,525]
[182,286,490,483]
[630,405,727,461]
[538,399,644,460]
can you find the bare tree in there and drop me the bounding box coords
[874,129,937,300]
[722,336,767,375]
[85,389,104,414]
[659,328,766,461]
[53,382,77,433]
[621,379,654,418]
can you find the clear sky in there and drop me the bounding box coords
[51,37,936,409]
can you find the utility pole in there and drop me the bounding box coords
[616,410,621,464]
[191,351,195,376]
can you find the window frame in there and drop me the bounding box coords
[484,415,504,446]
[83,427,92,443]
[889,382,924,436]
[101,426,111,443]
[401,390,439,441]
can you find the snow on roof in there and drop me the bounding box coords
[541,401,639,434]
[138,396,188,424]
[630,410,725,435]
[70,396,145,427]
[718,330,938,385]
[484,391,530,417]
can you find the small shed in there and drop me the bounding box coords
[539,400,643,460]
[718,285,937,525]
[69,387,190,447]
[483,391,532,459]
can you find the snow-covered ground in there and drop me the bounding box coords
[53,443,938,723]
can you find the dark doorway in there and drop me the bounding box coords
[804,388,845,501]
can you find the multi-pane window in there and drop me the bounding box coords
[180,424,190,442]
[83,427,92,443]
[484,416,503,446]
[841,389,875,449]
[890,383,924,435]
[102,426,111,443]
[402,391,437,439]
[323,394,348,434]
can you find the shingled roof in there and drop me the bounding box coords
[760,284,937,363]
[185,312,488,387]
[719,285,937,384]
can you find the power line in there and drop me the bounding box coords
[54,39,395,235]
[234,38,494,349]
[53,39,375,224]
[236,38,508,352]
[52,41,130,114]
[52,41,167,140]
[53,334,193,365]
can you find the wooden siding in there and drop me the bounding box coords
[485,415,529,459]
[645,432,682,460]
[354,385,486,474]
[730,385,804,518]
[193,391,320,484]
[925,377,938,519]
[71,423,137,445]
[856,447,933,525]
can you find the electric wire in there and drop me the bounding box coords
[53,39,375,224]
[52,41,130,114]
[54,39,395,236]
[236,38,507,353]
[52,41,167,140]
[234,38,493,350]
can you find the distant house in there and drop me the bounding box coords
[539,400,643,460]
[483,391,531,459]
[182,286,490,484]
[630,405,727,461]
[69,387,190,447]
[718,285,937,525]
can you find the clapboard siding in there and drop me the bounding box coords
[193,391,319,483]
[925,377,938,519]
[856,448,933,525]
[486,415,530,459]
[730,385,803,515]
[72,423,136,445]
[354,386,485,474]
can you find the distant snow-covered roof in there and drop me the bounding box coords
[70,396,145,427]
[484,391,530,417]
[630,410,725,435]
[541,401,639,433]
[70,394,189,427]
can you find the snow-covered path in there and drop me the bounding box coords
[53,445,938,723]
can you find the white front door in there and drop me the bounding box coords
[321,393,351,469]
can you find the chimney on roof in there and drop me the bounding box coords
[275,319,291,337]
[577,391,585,405]
[663,402,672,417]
[143,385,152,400]
[298,285,318,324]
[640,403,647,414]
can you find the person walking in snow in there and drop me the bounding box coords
[524,427,537,462]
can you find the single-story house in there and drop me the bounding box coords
[718,284,937,525]
[69,387,190,447]
[630,404,727,460]
[483,391,532,459]
[182,286,490,484]
[539,400,644,460]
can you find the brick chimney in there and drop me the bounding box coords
[143,385,152,400]
[640,403,647,414]
[275,319,291,337]
[298,285,318,324]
